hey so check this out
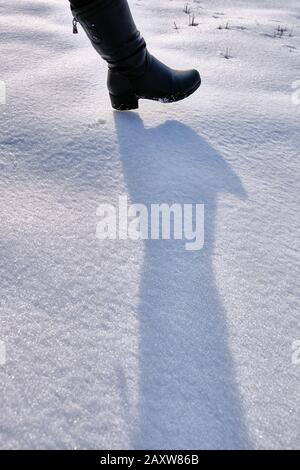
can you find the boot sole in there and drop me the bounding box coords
[109,79,201,111]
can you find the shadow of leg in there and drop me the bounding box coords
[114,112,251,450]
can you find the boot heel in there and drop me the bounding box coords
[109,93,139,110]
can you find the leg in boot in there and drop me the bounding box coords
[70,0,201,110]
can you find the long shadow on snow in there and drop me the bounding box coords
[114,112,251,450]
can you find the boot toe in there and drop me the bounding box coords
[177,69,201,95]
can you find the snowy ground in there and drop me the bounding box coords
[0,0,300,450]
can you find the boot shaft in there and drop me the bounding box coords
[71,0,147,73]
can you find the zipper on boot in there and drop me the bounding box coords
[73,18,78,34]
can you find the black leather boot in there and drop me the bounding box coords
[71,0,201,110]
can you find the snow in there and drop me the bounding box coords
[0,0,299,450]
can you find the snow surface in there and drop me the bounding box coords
[0,0,300,450]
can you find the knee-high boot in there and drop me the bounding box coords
[71,0,201,110]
